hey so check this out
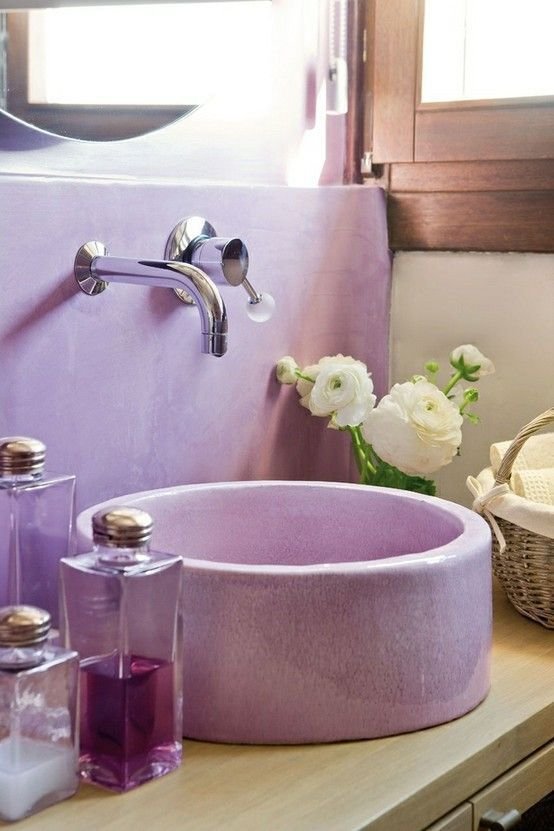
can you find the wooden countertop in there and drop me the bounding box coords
[10,582,554,831]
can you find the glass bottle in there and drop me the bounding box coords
[0,605,79,822]
[60,506,183,792]
[0,437,76,630]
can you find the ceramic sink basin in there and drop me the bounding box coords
[77,481,492,745]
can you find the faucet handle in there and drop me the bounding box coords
[190,235,249,289]
[166,217,274,321]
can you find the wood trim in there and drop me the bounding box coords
[415,105,554,162]
[389,160,554,193]
[344,0,367,183]
[368,0,420,163]
[417,95,554,112]
[366,0,554,252]
[388,190,554,252]
[6,12,28,112]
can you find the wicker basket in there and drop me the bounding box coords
[474,409,554,629]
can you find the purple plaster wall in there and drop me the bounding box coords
[0,178,391,512]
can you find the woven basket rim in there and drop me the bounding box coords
[494,409,554,485]
[473,465,554,539]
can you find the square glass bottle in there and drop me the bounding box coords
[60,506,183,792]
[0,606,79,822]
[0,437,76,629]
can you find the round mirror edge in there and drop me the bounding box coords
[0,99,202,145]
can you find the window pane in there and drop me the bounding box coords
[27,2,271,106]
[421,0,554,103]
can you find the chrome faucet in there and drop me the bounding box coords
[74,241,228,356]
[165,217,275,323]
[74,217,274,358]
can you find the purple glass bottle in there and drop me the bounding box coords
[0,437,76,630]
[0,606,79,822]
[60,506,183,792]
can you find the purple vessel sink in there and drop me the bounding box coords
[77,481,492,745]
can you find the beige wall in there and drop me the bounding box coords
[390,252,554,505]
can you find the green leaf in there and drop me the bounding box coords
[402,475,436,496]
[365,455,437,496]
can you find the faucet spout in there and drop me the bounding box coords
[75,243,228,357]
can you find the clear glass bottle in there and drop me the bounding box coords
[0,605,79,822]
[60,506,183,792]
[0,437,76,630]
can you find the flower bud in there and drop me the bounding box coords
[463,388,479,403]
[276,356,299,385]
[450,345,495,379]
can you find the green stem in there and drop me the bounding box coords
[347,426,377,479]
[294,370,316,383]
[442,369,463,397]
[348,430,365,478]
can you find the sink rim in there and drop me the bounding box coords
[76,480,490,576]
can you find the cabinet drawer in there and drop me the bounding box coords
[471,741,554,830]
[425,803,472,831]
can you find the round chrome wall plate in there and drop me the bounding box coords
[165,217,217,305]
[74,241,109,295]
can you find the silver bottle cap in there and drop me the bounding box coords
[0,606,51,647]
[0,437,46,476]
[92,506,154,549]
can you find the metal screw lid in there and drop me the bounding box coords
[0,437,46,476]
[0,606,51,647]
[92,506,154,549]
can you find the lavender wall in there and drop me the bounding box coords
[0,177,391,511]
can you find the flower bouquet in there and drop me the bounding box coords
[276,345,495,495]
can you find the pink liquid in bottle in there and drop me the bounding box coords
[60,507,183,791]
[80,653,181,792]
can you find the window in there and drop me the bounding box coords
[421,0,554,102]
[365,0,554,252]
[4,1,271,141]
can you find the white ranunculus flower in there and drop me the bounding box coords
[361,379,463,475]
[308,355,376,428]
[450,344,495,377]
[276,356,299,385]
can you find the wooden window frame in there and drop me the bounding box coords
[5,13,195,142]
[365,0,554,252]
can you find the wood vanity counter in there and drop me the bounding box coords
[10,583,554,831]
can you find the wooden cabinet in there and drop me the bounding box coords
[425,742,554,831]
[426,803,472,831]
[9,586,553,831]
[470,741,553,830]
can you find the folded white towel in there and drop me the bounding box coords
[490,432,554,475]
[467,466,554,544]
[511,468,554,505]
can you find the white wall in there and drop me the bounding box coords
[391,251,554,505]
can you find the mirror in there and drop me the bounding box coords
[0,1,272,141]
